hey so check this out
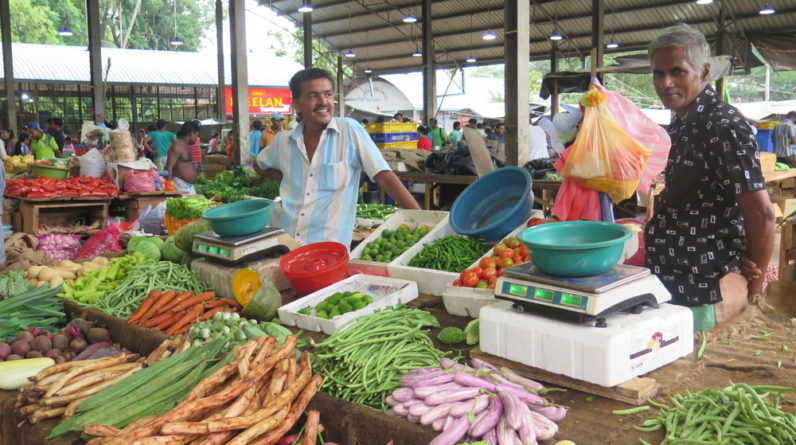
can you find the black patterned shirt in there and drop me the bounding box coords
[644,85,765,306]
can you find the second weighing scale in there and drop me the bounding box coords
[192,227,295,265]
[494,262,671,326]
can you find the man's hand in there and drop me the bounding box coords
[374,171,420,210]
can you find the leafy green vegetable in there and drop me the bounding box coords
[161,237,183,262]
[194,166,279,203]
[437,326,467,344]
[0,270,33,300]
[165,196,215,220]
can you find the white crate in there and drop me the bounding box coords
[441,210,544,317]
[277,274,419,334]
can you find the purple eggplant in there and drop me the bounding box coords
[386,396,398,407]
[420,403,452,425]
[399,369,445,387]
[406,414,421,423]
[391,386,415,403]
[499,366,544,390]
[440,358,457,369]
[497,391,525,430]
[453,372,497,392]
[450,394,489,418]
[414,382,461,399]
[530,411,558,440]
[528,404,567,423]
[411,372,456,388]
[425,387,483,406]
[70,341,112,361]
[392,403,409,417]
[470,357,499,372]
[515,397,538,445]
[428,415,469,445]
[496,416,518,445]
[469,396,503,437]
[409,402,433,417]
[483,428,498,445]
[495,384,545,406]
[432,417,445,432]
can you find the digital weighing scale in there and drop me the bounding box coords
[192,227,295,265]
[494,263,671,325]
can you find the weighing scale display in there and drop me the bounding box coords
[560,294,583,307]
[499,281,588,310]
[194,243,231,258]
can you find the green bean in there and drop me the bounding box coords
[613,406,651,415]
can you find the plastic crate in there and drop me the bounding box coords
[277,274,419,334]
[366,122,417,133]
[370,132,418,143]
[757,121,779,130]
[376,141,418,149]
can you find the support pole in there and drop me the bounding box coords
[215,0,226,120]
[86,0,105,123]
[337,55,345,117]
[1,0,17,131]
[550,41,560,116]
[303,3,313,68]
[421,0,435,122]
[504,0,529,167]
[229,0,250,165]
[591,0,604,80]
[715,7,726,100]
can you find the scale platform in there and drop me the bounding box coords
[192,227,294,264]
[480,300,693,387]
[495,263,671,325]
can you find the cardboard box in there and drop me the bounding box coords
[770,194,796,221]
[760,152,776,173]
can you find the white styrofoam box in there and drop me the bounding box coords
[277,274,419,334]
[350,209,448,262]
[479,301,694,387]
[441,210,544,317]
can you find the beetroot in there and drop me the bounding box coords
[33,335,53,353]
[52,334,69,351]
[0,342,10,360]
[11,340,31,357]
[69,337,88,353]
[74,319,95,337]
[6,354,22,361]
[26,350,43,359]
[15,331,34,343]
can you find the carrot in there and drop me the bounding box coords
[143,310,178,329]
[160,291,193,313]
[203,300,229,309]
[165,304,204,336]
[128,290,161,323]
[138,290,176,324]
[170,292,215,313]
[198,306,233,321]
[156,312,185,331]
[218,298,242,309]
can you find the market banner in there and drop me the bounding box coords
[224,87,292,115]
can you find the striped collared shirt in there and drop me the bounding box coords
[256,117,390,248]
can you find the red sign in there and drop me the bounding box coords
[225,87,292,115]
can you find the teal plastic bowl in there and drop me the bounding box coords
[517,221,632,277]
[202,199,275,237]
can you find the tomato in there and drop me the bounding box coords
[452,279,462,287]
[504,237,520,249]
[498,257,514,269]
[472,266,483,277]
[460,270,471,282]
[480,257,497,269]
[462,271,480,287]
[512,252,524,263]
[493,243,507,255]
[519,245,529,258]
[527,217,544,227]
[499,248,514,259]
[482,267,497,280]
[487,282,496,289]
[488,275,498,285]
[475,280,488,289]
[496,269,503,277]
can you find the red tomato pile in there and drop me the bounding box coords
[453,236,530,289]
[5,176,120,199]
[527,216,560,227]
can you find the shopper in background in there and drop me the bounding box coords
[417,125,432,152]
[207,132,221,154]
[773,111,796,167]
[149,119,176,170]
[249,120,263,161]
[225,129,237,164]
[428,118,447,151]
[26,122,60,160]
[0,129,17,157]
[14,133,31,156]
[0,159,5,264]
[391,112,404,123]
[288,113,300,131]
[259,112,285,150]
[165,121,199,194]
[189,119,203,172]
[449,121,462,146]
[46,117,66,151]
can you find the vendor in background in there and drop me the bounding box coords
[1,129,17,157]
[165,121,199,194]
[45,118,66,151]
[449,121,463,147]
[417,125,432,152]
[644,24,775,331]
[189,119,203,172]
[249,120,263,160]
[259,112,285,151]
[391,112,404,123]
[254,68,420,247]
[15,133,30,156]
[428,118,447,151]
[150,119,176,171]
[773,111,796,167]
[138,125,156,160]
[207,132,221,154]
[26,122,61,160]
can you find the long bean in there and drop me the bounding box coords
[408,236,488,272]
[632,382,796,444]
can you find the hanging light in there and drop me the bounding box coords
[606,41,619,49]
[364,68,373,74]
[297,3,313,13]
[344,49,357,58]
[759,5,776,14]
[20,92,29,100]
[170,37,184,46]
[482,30,496,40]
[412,49,422,57]
[549,31,563,41]
[466,56,477,63]
[695,0,713,4]
[402,15,417,23]
[57,29,73,37]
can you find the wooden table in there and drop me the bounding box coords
[116,191,185,221]
[8,195,112,234]
[764,168,796,196]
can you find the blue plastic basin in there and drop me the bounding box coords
[449,167,534,242]
[202,199,275,237]
[517,221,632,277]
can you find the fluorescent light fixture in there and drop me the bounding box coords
[344,49,356,58]
[20,92,29,100]
[364,68,373,74]
[466,56,477,63]
[297,3,313,13]
[695,0,713,4]
[549,32,563,41]
[412,49,422,57]
[482,30,496,40]
[759,5,775,14]
[57,29,73,37]
[606,41,619,49]
[402,15,417,23]
[170,37,184,46]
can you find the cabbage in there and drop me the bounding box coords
[161,238,183,262]
[134,242,162,261]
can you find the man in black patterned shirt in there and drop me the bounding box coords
[644,24,775,331]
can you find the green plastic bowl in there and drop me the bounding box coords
[202,199,275,237]
[517,221,632,277]
[31,165,69,179]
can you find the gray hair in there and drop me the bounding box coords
[648,24,711,73]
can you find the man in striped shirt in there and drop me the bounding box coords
[773,111,796,167]
[254,68,420,247]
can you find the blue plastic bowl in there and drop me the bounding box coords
[202,199,275,237]
[449,167,534,242]
[517,221,632,277]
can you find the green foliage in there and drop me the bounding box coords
[437,326,467,344]
[194,167,279,203]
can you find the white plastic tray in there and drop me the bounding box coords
[277,274,419,334]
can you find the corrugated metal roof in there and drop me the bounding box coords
[0,42,304,88]
[264,0,796,75]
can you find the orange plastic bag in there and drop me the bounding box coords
[560,85,652,203]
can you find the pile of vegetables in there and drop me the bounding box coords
[87,261,208,319]
[50,337,226,438]
[356,203,398,220]
[296,291,374,319]
[160,236,185,262]
[126,236,166,261]
[27,257,110,290]
[0,285,65,344]
[189,311,298,348]
[388,357,567,445]
[58,254,146,304]
[409,236,489,273]
[0,270,33,299]
[357,225,433,263]
[5,175,119,199]
[34,234,82,263]
[194,166,280,203]
[314,306,447,409]
[454,237,530,289]
[624,382,796,444]
[3,154,34,175]
[165,196,215,221]
[14,336,186,424]
[1,318,113,364]
[73,336,322,445]
[437,319,479,346]
[127,289,241,336]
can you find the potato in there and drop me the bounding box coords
[36,280,49,288]
[27,265,43,279]
[49,276,65,288]
[91,257,109,266]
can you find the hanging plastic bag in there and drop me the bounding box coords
[80,148,107,178]
[124,169,157,193]
[560,84,652,203]
[74,225,123,260]
[137,202,166,235]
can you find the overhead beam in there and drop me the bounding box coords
[86,0,105,122]
[504,0,530,167]
[1,0,17,131]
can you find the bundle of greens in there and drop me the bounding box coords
[0,270,33,300]
[165,196,215,221]
[194,166,279,203]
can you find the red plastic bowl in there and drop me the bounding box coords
[280,242,350,295]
